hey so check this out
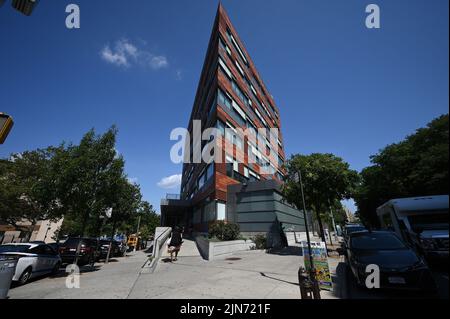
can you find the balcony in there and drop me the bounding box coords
[166,194,181,200]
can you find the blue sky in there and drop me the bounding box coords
[0,0,448,213]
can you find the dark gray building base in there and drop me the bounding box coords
[226,180,305,248]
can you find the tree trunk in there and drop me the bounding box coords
[74,210,89,265]
[316,211,326,243]
[105,220,117,263]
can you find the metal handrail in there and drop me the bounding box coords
[150,227,172,265]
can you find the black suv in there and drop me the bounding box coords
[59,237,100,266]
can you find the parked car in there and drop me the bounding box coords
[377,195,449,261]
[47,242,60,253]
[342,224,366,246]
[345,230,437,292]
[98,240,124,259]
[58,237,100,266]
[0,243,61,285]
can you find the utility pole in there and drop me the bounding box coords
[133,215,141,252]
[329,202,338,243]
[295,170,321,299]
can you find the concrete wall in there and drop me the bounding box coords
[226,180,306,247]
[195,236,255,260]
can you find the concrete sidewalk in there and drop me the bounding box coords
[130,242,339,299]
[8,251,150,299]
[9,240,343,299]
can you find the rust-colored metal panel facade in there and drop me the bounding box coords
[163,4,288,233]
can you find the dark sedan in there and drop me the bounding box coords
[99,240,123,259]
[345,230,437,292]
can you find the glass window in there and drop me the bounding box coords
[231,80,250,107]
[198,171,206,189]
[0,244,31,253]
[244,167,249,178]
[218,89,232,109]
[235,60,245,77]
[206,163,214,180]
[216,120,225,136]
[219,56,232,79]
[227,29,248,65]
[408,212,449,231]
[217,203,226,221]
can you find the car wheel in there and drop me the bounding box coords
[19,267,32,285]
[88,254,95,267]
[51,262,61,275]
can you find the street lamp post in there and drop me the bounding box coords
[133,215,141,252]
[329,201,338,243]
[295,170,321,299]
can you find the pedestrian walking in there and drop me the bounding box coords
[168,226,183,262]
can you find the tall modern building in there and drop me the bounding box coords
[161,4,304,244]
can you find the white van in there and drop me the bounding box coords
[377,195,449,261]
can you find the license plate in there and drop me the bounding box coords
[69,249,76,252]
[388,276,405,284]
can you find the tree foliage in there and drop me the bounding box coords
[0,126,160,241]
[354,114,449,226]
[0,148,63,235]
[282,153,360,241]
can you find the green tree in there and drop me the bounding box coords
[52,126,123,238]
[0,149,63,239]
[283,153,360,242]
[136,201,160,239]
[354,114,449,226]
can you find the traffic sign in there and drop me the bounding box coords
[0,113,14,144]
[12,0,39,16]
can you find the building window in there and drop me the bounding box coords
[197,170,206,190]
[235,59,245,77]
[231,80,250,107]
[219,56,232,79]
[254,107,267,126]
[218,89,232,109]
[224,122,243,151]
[217,202,226,221]
[249,169,260,182]
[227,28,248,66]
[206,163,214,180]
[231,100,247,124]
[216,120,225,136]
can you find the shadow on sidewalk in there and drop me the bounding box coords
[330,262,349,299]
[266,246,303,256]
[260,272,299,286]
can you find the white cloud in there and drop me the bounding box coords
[157,174,182,189]
[101,46,129,67]
[176,69,183,81]
[128,177,139,184]
[100,38,169,70]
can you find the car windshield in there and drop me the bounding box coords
[62,238,82,247]
[0,245,32,253]
[351,233,406,250]
[346,226,366,234]
[408,211,449,232]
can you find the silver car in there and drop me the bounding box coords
[0,243,62,285]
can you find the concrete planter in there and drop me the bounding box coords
[195,236,255,261]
